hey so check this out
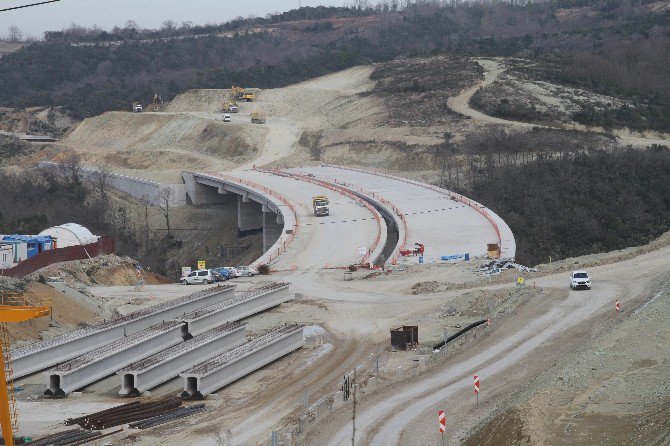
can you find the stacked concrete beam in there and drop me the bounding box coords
[179,283,292,335]
[181,324,304,399]
[117,323,247,396]
[44,321,185,397]
[11,285,235,379]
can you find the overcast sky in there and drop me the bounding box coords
[0,0,353,39]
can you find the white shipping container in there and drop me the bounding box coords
[0,244,14,269]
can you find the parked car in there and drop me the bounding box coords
[222,266,239,277]
[235,266,259,277]
[569,270,591,290]
[180,269,219,285]
[212,267,235,280]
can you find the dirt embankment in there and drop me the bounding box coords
[465,277,670,446]
[57,111,266,176]
[7,281,99,344]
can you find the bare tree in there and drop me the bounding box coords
[62,154,82,185]
[161,19,177,36]
[158,188,172,236]
[90,168,110,200]
[140,195,151,255]
[8,26,23,43]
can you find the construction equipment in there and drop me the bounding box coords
[312,196,329,217]
[241,92,255,102]
[231,86,246,100]
[250,111,266,124]
[132,102,143,112]
[0,293,51,446]
[223,102,238,113]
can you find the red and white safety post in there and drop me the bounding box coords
[615,299,621,312]
[438,410,446,446]
[474,375,480,405]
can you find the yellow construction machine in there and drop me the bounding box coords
[0,293,51,446]
[241,92,255,102]
[231,86,246,100]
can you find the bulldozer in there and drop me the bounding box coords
[250,111,266,124]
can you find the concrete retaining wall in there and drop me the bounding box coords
[37,161,187,207]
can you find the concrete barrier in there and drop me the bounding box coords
[117,323,247,396]
[44,321,185,396]
[11,285,236,378]
[181,325,304,399]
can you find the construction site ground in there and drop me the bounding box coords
[7,229,669,445]
[7,57,670,445]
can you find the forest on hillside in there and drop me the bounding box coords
[460,146,670,265]
[0,0,668,118]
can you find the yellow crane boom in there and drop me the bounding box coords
[0,293,51,446]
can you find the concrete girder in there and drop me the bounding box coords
[11,285,236,378]
[181,325,304,399]
[45,322,185,396]
[180,283,292,336]
[117,323,247,396]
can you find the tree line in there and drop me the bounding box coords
[453,145,670,265]
[0,0,667,119]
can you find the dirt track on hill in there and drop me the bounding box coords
[449,58,670,148]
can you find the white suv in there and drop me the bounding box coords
[570,270,591,290]
[181,269,218,285]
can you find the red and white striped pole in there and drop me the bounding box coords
[474,375,480,405]
[438,410,446,446]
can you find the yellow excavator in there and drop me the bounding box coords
[231,86,246,100]
[0,293,51,446]
[231,86,255,102]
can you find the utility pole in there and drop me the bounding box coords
[351,369,357,446]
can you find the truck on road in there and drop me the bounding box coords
[312,196,329,216]
[250,111,266,124]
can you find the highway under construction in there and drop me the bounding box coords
[8,61,669,446]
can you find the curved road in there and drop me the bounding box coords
[448,59,670,148]
[293,165,513,261]
[312,243,670,445]
[230,169,381,270]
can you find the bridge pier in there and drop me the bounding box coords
[263,211,283,252]
[238,196,263,231]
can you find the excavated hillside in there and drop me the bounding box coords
[57,110,267,179]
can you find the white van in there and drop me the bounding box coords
[180,269,220,285]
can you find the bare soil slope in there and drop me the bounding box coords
[59,111,266,174]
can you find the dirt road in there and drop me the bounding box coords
[448,59,670,148]
[304,244,670,445]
